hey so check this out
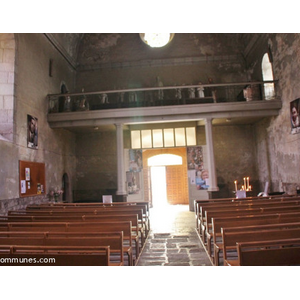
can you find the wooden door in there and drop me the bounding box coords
[166,165,189,205]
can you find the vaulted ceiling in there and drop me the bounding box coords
[45,33,254,71]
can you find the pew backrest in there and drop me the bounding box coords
[222,227,300,264]
[237,238,300,266]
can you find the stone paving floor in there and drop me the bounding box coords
[137,204,212,266]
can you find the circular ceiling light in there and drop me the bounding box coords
[139,33,175,48]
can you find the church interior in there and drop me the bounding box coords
[1,32,300,274]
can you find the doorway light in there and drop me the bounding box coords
[148,154,182,166]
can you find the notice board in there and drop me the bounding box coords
[19,160,46,197]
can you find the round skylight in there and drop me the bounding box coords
[139,33,175,48]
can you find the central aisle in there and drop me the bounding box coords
[137,204,212,266]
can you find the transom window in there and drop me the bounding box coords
[131,127,196,149]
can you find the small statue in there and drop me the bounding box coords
[100,93,109,104]
[129,92,137,103]
[188,87,195,98]
[175,88,182,99]
[78,88,89,110]
[118,91,125,103]
[64,95,71,112]
[197,82,205,98]
[156,76,164,100]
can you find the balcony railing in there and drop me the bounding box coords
[47,80,278,114]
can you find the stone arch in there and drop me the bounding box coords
[0,34,15,141]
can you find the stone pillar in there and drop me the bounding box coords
[115,123,127,202]
[204,118,219,192]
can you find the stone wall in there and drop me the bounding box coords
[196,124,258,198]
[0,195,50,215]
[74,129,118,201]
[73,122,258,201]
[213,124,257,197]
[245,34,300,194]
[0,33,15,141]
[0,34,77,211]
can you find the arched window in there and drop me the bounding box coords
[262,52,275,100]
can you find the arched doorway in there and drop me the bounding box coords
[143,148,189,207]
[62,173,71,202]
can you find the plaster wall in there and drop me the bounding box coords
[0,33,77,213]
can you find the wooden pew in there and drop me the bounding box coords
[197,199,300,237]
[211,212,300,265]
[29,201,150,221]
[2,213,143,253]
[0,231,124,266]
[194,195,299,230]
[27,201,152,234]
[8,209,145,243]
[222,227,300,266]
[237,238,300,266]
[0,221,137,265]
[12,207,148,241]
[0,245,111,266]
[203,204,300,250]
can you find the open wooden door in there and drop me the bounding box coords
[166,164,189,205]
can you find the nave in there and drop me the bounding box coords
[137,204,212,266]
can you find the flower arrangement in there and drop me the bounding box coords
[49,188,64,202]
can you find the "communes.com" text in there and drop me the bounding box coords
[0,257,56,264]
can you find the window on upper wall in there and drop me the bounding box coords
[262,52,275,100]
[130,127,196,149]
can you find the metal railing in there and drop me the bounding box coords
[47,80,278,114]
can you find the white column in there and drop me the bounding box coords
[205,118,219,191]
[115,123,127,195]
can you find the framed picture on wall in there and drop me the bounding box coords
[290,98,300,134]
[27,114,38,149]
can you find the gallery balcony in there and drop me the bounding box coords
[47,81,282,130]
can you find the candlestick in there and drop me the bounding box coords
[247,177,250,190]
[234,180,237,192]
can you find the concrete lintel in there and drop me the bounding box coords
[48,100,282,129]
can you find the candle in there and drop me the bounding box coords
[243,177,246,190]
[247,177,250,190]
[234,180,237,192]
[241,185,244,191]
[249,185,252,191]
